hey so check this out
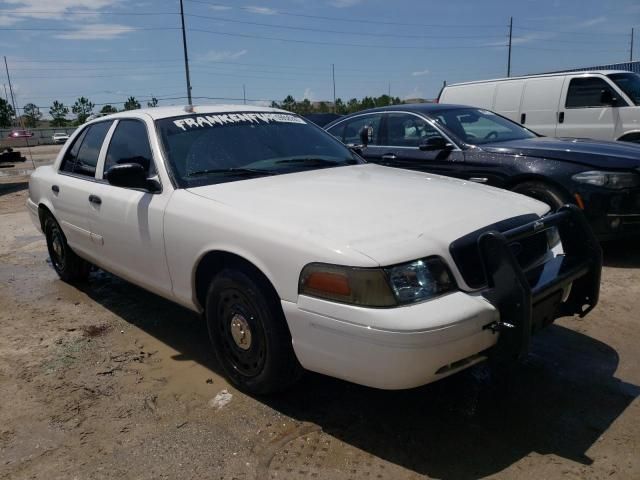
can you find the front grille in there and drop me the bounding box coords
[449,214,549,289]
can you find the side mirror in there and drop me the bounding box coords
[419,137,452,151]
[105,163,157,191]
[600,89,616,106]
[359,125,373,147]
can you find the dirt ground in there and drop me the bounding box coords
[1,153,639,479]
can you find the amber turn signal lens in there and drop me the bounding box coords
[305,271,351,296]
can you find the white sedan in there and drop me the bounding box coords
[27,105,602,394]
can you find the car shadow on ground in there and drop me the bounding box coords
[0,181,28,197]
[601,238,640,268]
[79,270,639,480]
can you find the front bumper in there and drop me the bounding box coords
[283,206,601,390]
[578,187,640,238]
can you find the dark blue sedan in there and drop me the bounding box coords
[325,104,640,239]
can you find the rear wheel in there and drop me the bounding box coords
[43,214,90,282]
[205,267,302,394]
[512,181,571,211]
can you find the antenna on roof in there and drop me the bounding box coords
[179,0,193,105]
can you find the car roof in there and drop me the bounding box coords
[90,104,289,122]
[330,103,474,117]
[446,70,632,87]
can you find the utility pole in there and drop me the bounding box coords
[507,16,513,77]
[243,84,246,105]
[331,64,336,113]
[179,0,193,104]
[4,56,19,127]
[631,27,635,62]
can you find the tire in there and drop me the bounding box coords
[43,214,90,283]
[512,181,571,211]
[618,133,640,144]
[205,267,302,394]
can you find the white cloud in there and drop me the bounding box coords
[577,16,606,28]
[209,5,232,11]
[329,0,364,7]
[197,49,248,62]
[3,0,120,20]
[412,69,430,77]
[303,88,314,100]
[244,6,277,15]
[54,23,135,40]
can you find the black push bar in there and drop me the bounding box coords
[478,205,602,359]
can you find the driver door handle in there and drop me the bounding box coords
[381,154,397,161]
[88,194,102,205]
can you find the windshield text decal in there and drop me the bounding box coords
[173,113,306,131]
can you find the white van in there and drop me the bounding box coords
[439,71,640,143]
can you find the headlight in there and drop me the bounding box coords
[299,257,455,307]
[572,171,640,189]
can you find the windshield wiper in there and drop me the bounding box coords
[187,167,275,178]
[275,157,358,166]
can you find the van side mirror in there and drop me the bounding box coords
[600,89,617,106]
[419,137,453,151]
[105,163,159,192]
[359,125,373,147]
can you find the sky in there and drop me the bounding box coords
[0,0,638,117]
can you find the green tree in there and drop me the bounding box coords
[72,97,94,125]
[100,104,118,114]
[334,98,347,115]
[316,101,330,113]
[0,98,15,127]
[22,103,42,128]
[124,96,141,111]
[346,98,360,113]
[297,98,312,115]
[49,101,69,127]
[280,95,296,112]
[147,97,158,108]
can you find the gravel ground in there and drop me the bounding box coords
[1,155,639,479]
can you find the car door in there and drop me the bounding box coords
[375,112,464,176]
[556,75,626,140]
[326,113,386,162]
[53,121,112,259]
[86,118,173,297]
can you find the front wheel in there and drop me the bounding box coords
[512,181,571,211]
[205,267,302,394]
[43,214,91,283]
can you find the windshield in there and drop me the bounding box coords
[156,112,361,187]
[429,107,537,145]
[608,73,640,105]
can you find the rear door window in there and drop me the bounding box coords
[327,114,382,145]
[60,121,112,177]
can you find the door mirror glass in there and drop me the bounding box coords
[359,125,373,146]
[105,163,156,191]
[419,137,452,151]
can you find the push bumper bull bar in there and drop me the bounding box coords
[479,205,602,359]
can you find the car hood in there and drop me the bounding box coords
[479,137,640,170]
[185,164,548,266]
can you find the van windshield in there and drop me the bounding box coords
[430,107,537,145]
[608,73,640,105]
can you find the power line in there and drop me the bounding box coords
[184,12,507,40]
[184,0,506,29]
[188,27,506,50]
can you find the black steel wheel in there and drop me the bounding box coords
[206,267,302,394]
[43,214,90,282]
